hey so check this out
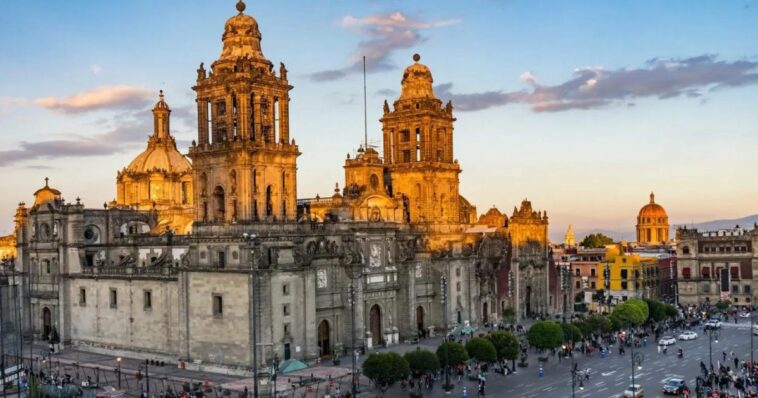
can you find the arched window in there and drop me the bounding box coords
[265,185,273,217]
[682,246,690,255]
[370,174,379,191]
[213,186,225,222]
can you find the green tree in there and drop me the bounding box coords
[501,307,516,322]
[561,323,583,342]
[626,298,649,322]
[585,313,612,334]
[28,374,42,398]
[579,233,615,248]
[644,299,665,322]
[362,352,411,396]
[436,341,469,369]
[715,300,731,311]
[486,331,519,361]
[664,304,678,318]
[404,348,440,377]
[527,321,564,351]
[610,302,646,328]
[465,337,497,363]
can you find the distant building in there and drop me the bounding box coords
[676,226,757,306]
[636,192,670,245]
[564,224,576,247]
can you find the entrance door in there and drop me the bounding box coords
[42,307,51,340]
[317,320,331,357]
[482,302,489,323]
[284,343,291,360]
[416,306,424,334]
[369,305,382,344]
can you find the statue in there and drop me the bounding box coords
[383,100,390,114]
[197,62,206,80]
[279,62,288,80]
[445,100,453,113]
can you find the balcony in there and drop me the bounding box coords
[80,266,179,278]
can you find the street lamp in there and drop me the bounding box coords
[116,357,122,389]
[570,368,585,396]
[347,284,358,397]
[242,232,259,398]
[629,329,644,390]
[706,327,720,371]
[440,274,453,394]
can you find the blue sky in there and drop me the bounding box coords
[1,0,757,240]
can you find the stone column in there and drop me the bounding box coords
[225,95,234,141]
[238,93,250,140]
[279,97,289,143]
[253,93,262,143]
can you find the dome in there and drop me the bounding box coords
[126,141,191,175]
[638,192,668,220]
[153,90,169,111]
[399,54,436,100]
[33,178,61,207]
[218,1,266,63]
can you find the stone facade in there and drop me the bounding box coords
[676,226,758,306]
[10,1,552,370]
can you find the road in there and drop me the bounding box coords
[371,319,757,398]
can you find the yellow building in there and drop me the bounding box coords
[636,192,669,245]
[116,92,194,234]
[597,246,659,301]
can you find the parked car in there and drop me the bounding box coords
[663,378,686,395]
[623,384,644,397]
[678,331,698,341]
[705,319,721,329]
[658,336,677,346]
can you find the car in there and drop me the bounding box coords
[753,325,758,336]
[740,312,752,318]
[663,378,686,395]
[659,336,677,346]
[705,319,721,329]
[623,384,645,397]
[678,331,698,341]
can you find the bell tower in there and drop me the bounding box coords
[188,1,299,224]
[381,54,461,224]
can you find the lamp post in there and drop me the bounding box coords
[706,327,720,371]
[348,284,358,397]
[242,233,259,398]
[440,274,452,394]
[116,357,122,389]
[629,328,644,391]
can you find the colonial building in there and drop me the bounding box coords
[676,226,757,306]
[636,192,670,245]
[11,1,550,371]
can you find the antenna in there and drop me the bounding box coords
[363,55,368,149]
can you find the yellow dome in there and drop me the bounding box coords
[126,139,191,175]
[33,178,61,207]
[218,0,266,63]
[638,192,668,220]
[399,54,436,100]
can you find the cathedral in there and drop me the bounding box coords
[10,2,553,370]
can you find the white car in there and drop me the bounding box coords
[678,331,698,341]
[623,384,645,397]
[740,312,751,318]
[658,336,676,346]
[705,319,721,329]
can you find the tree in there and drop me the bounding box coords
[501,307,516,322]
[561,323,583,342]
[610,302,646,328]
[592,289,606,303]
[486,331,519,362]
[715,300,731,311]
[626,298,649,322]
[404,348,440,377]
[664,304,678,318]
[436,341,468,369]
[404,348,439,397]
[527,321,564,351]
[362,352,410,395]
[585,313,612,334]
[579,233,614,248]
[644,299,665,322]
[465,337,497,363]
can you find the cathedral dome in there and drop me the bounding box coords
[399,54,436,100]
[638,192,667,221]
[126,142,191,175]
[218,1,266,63]
[33,178,61,207]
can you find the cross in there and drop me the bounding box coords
[44,177,49,187]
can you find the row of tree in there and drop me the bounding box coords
[363,331,521,395]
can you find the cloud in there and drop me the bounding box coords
[0,140,124,167]
[34,85,153,114]
[90,64,103,75]
[436,55,758,112]
[309,12,460,82]
[375,88,396,97]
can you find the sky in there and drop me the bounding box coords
[1,0,757,241]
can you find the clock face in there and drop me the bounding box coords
[369,243,381,267]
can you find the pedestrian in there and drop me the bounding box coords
[657,345,661,354]
[724,352,728,362]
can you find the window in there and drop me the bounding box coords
[731,267,739,279]
[703,284,711,293]
[590,282,596,289]
[402,150,411,163]
[575,281,580,289]
[144,290,152,311]
[282,284,290,296]
[79,288,86,306]
[682,267,691,279]
[456,281,461,292]
[575,268,580,277]
[109,289,118,309]
[217,251,226,268]
[283,323,290,335]
[590,269,596,277]
[620,269,628,280]
[455,268,461,277]
[682,246,690,255]
[44,260,51,274]
[732,285,739,294]
[702,267,710,279]
[745,285,751,294]
[213,295,223,317]
[283,304,290,316]
[621,281,628,290]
